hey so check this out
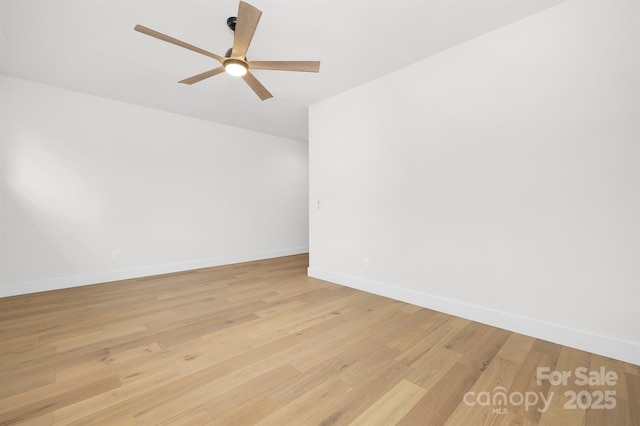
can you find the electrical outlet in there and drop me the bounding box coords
[363,257,370,270]
[112,250,120,261]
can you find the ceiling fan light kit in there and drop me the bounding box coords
[224,59,248,77]
[134,1,320,100]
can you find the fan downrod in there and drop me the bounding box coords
[225,16,237,59]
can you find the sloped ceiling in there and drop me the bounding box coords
[0,0,563,141]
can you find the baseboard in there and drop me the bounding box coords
[0,247,309,298]
[307,266,640,366]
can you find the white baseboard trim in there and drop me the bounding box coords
[307,266,640,366]
[0,247,309,298]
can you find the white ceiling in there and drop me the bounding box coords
[0,0,562,141]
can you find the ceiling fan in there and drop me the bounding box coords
[134,1,320,100]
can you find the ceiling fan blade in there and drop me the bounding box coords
[231,1,262,59]
[178,67,225,85]
[241,72,273,100]
[134,25,224,63]
[249,61,320,73]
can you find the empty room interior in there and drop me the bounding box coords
[1,0,639,425]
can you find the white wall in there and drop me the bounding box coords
[309,0,639,365]
[0,75,309,297]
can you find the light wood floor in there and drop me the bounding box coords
[0,255,638,425]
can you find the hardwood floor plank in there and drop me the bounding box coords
[0,375,121,425]
[316,360,415,425]
[444,321,489,354]
[386,312,450,355]
[349,379,427,426]
[496,333,537,365]
[255,377,352,426]
[625,362,640,376]
[53,370,178,425]
[443,356,523,425]
[409,346,463,391]
[398,361,482,425]
[0,371,55,400]
[395,322,460,366]
[459,326,512,371]
[210,396,278,426]
[537,346,591,426]
[157,405,213,426]
[202,364,301,420]
[627,372,640,426]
